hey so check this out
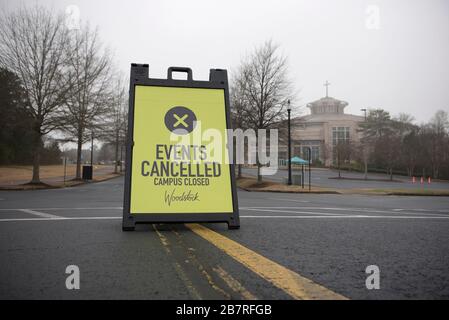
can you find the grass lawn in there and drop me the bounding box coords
[0,164,118,188]
[236,176,339,194]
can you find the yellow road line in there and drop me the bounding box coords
[186,223,347,300]
[171,228,231,299]
[213,266,258,300]
[153,225,202,300]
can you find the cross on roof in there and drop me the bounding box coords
[324,80,330,97]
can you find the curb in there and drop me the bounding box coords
[383,192,449,197]
[238,186,341,194]
[238,187,449,196]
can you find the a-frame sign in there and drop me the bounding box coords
[122,64,239,231]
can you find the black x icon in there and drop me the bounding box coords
[164,106,197,134]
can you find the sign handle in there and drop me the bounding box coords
[167,66,193,81]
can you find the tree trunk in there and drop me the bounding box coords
[390,168,393,181]
[237,164,242,178]
[256,134,262,183]
[257,164,262,182]
[409,166,414,177]
[75,133,83,180]
[120,145,124,173]
[433,167,438,179]
[30,132,42,184]
[114,132,119,174]
[364,161,368,180]
[338,156,341,178]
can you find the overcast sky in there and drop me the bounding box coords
[2,0,448,123]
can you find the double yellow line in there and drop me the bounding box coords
[186,223,347,300]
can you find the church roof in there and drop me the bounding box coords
[286,83,365,124]
[293,113,364,123]
[307,96,348,115]
[291,93,364,123]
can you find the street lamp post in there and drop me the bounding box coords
[305,146,311,192]
[63,156,67,186]
[90,131,94,165]
[301,164,304,188]
[360,108,368,179]
[287,100,292,185]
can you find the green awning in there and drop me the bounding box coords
[287,156,308,165]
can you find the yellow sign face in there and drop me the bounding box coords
[130,85,234,214]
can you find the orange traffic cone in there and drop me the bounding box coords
[412,176,416,183]
[420,177,424,184]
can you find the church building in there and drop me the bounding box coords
[280,82,365,167]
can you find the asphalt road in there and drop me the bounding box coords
[1,177,449,299]
[242,167,449,190]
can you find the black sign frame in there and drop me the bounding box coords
[122,64,240,231]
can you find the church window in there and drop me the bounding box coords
[332,127,350,145]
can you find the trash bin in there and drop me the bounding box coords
[283,174,302,185]
[82,165,93,180]
[292,174,302,185]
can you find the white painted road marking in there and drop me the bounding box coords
[19,209,61,219]
[240,215,449,219]
[241,206,449,217]
[268,198,310,203]
[0,206,447,223]
[249,199,449,214]
[241,208,345,216]
[1,215,449,223]
[1,206,448,215]
[0,216,121,222]
[0,207,123,211]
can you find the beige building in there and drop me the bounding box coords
[279,91,365,166]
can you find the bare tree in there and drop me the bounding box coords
[360,109,399,180]
[233,40,295,182]
[334,140,354,178]
[428,110,449,178]
[0,6,71,183]
[59,23,113,179]
[356,109,449,181]
[401,127,420,177]
[320,143,332,167]
[394,113,415,131]
[356,143,372,179]
[111,78,128,174]
[98,75,128,174]
[393,113,417,177]
[230,66,250,179]
[379,133,402,181]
